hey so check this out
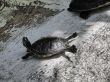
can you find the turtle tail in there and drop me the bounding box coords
[22,37,32,49]
[66,32,78,40]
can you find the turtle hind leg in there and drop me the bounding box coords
[63,45,77,63]
[68,45,77,53]
[80,11,91,19]
[22,53,32,59]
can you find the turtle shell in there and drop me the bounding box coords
[69,0,110,11]
[30,37,69,58]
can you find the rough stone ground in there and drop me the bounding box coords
[1,0,110,82]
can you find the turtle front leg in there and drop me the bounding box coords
[80,11,91,19]
[22,53,33,59]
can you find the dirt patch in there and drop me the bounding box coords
[11,5,60,27]
[0,0,61,42]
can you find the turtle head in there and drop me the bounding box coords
[22,37,32,50]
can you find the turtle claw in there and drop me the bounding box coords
[22,55,28,59]
[63,55,73,63]
[22,53,32,59]
[67,7,74,12]
[68,45,77,53]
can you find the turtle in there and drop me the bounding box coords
[22,32,78,62]
[68,0,110,19]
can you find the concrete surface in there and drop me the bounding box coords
[0,0,110,82]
